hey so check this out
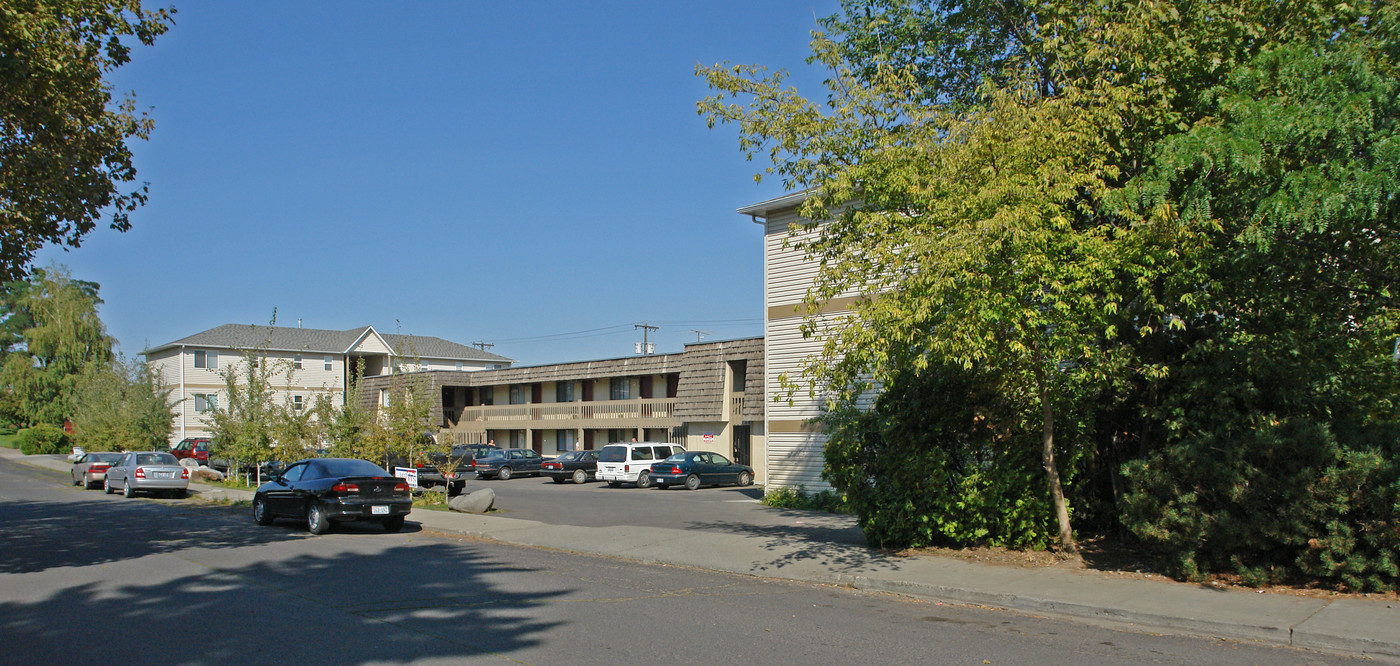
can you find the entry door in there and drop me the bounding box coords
[532,430,543,453]
[732,426,751,466]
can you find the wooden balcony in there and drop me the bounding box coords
[452,398,679,430]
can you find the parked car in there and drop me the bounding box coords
[252,458,412,535]
[595,442,686,488]
[71,452,124,489]
[169,437,212,466]
[472,448,545,480]
[542,450,599,484]
[104,451,190,499]
[650,451,755,490]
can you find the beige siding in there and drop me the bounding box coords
[765,431,829,490]
[350,331,392,354]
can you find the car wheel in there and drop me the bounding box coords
[607,480,621,488]
[103,478,114,494]
[684,474,701,491]
[253,496,274,526]
[572,469,587,485]
[123,479,136,498]
[738,471,753,486]
[307,503,330,535]
[72,474,81,486]
[636,471,652,489]
[497,466,513,480]
[382,516,406,533]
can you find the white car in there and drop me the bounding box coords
[595,442,685,488]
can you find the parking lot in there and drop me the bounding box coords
[446,473,866,545]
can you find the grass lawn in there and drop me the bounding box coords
[0,432,19,449]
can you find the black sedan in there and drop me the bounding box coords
[649,451,754,490]
[252,458,412,534]
[542,450,599,484]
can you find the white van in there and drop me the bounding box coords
[596,442,686,488]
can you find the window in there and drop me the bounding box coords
[609,377,630,400]
[324,356,333,371]
[455,361,462,371]
[556,381,574,403]
[379,389,390,407]
[292,395,303,411]
[478,387,494,406]
[509,430,526,447]
[556,429,576,453]
[509,384,527,404]
[294,354,302,370]
[193,393,217,413]
[194,350,217,369]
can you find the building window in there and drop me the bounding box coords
[555,381,573,403]
[509,430,526,447]
[509,384,528,404]
[478,387,494,406]
[324,356,333,371]
[292,395,303,411]
[194,393,217,413]
[294,354,302,370]
[609,377,630,400]
[379,389,390,407]
[194,350,217,369]
[455,361,463,371]
[608,428,634,443]
[557,430,576,452]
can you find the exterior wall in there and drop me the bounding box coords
[763,207,839,490]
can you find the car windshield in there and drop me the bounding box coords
[89,453,124,463]
[137,453,178,466]
[308,459,387,479]
[598,446,626,462]
[555,451,581,462]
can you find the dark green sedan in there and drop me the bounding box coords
[648,451,754,490]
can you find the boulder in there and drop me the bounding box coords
[448,488,494,514]
[191,466,225,482]
[178,458,200,469]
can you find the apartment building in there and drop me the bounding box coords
[144,323,513,445]
[360,337,767,481]
[739,192,844,490]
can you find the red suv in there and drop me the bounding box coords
[170,438,211,465]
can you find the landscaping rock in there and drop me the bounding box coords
[192,466,224,482]
[448,488,494,513]
[178,458,200,469]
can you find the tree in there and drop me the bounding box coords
[0,265,112,425]
[207,346,283,484]
[0,0,175,280]
[699,0,1400,561]
[70,353,174,451]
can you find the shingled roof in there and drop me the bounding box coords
[145,324,513,363]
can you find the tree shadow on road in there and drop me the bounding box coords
[0,520,571,664]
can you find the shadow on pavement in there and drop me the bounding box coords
[685,518,905,574]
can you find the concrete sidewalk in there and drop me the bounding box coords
[7,447,1398,660]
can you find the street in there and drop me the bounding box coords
[0,457,1365,665]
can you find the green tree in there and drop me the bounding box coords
[0,265,112,425]
[0,0,175,280]
[699,0,1400,562]
[70,354,174,451]
[314,358,373,459]
[207,347,282,483]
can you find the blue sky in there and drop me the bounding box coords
[38,1,842,365]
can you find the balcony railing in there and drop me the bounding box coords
[455,398,678,425]
[730,392,745,423]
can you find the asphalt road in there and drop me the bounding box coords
[0,457,1365,665]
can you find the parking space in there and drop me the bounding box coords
[452,474,865,544]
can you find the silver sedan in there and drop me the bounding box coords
[71,452,125,489]
[104,451,190,499]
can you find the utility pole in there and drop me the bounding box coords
[690,329,711,343]
[472,341,494,352]
[634,323,658,355]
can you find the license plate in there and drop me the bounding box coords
[157,472,174,479]
[371,505,389,515]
